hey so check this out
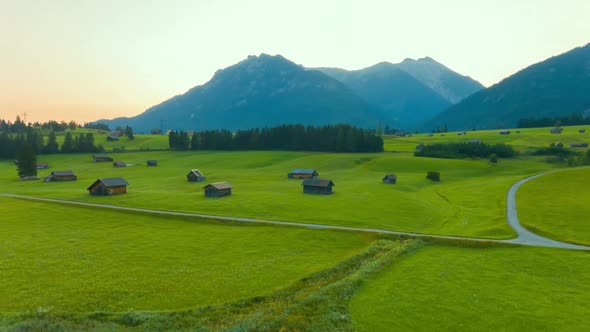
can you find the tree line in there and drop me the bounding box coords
[169,124,384,152]
[415,142,516,159]
[517,113,590,128]
[0,129,104,160]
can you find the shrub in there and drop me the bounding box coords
[489,153,498,164]
[414,142,515,159]
[426,171,440,182]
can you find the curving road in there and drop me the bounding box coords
[504,170,590,250]
[2,169,589,251]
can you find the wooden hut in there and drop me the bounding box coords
[187,169,206,182]
[288,169,318,179]
[87,178,128,196]
[580,129,586,133]
[106,135,119,141]
[499,130,510,135]
[552,142,564,148]
[203,182,232,197]
[147,160,158,167]
[302,179,335,195]
[457,131,466,136]
[93,154,113,162]
[415,143,425,151]
[44,170,77,182]
[36,162,49,169]
[113,161,127,167]
[469,139,481,144]
[550,127,563,134]
[570,143,588,148]
[383,174,397,184]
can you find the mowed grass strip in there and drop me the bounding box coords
[517,167,590,245]
[0,197,375,313]
[349,245,590,331]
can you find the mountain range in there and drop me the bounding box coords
[426,43,590,130]
[100,54,482,132]
[100,43,590,133]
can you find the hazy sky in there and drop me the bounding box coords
[1,0,589,123]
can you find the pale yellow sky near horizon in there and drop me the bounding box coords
[1,0,589,123]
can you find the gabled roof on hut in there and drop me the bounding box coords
[86,178,128,190]
[51,170,75,176]
[188,169,205,177]
[301,179,335,188]
[290,168,318,175]
[202,182,232,190]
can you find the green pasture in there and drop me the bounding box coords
[0,150,562,238]
[517,167,590,245]
[52,128,170,151]
[350,245,590,331]
[384,125,589,152]
[0,196,374,313]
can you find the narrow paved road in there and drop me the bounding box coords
[2,169,589,251]
[504,170,589,250]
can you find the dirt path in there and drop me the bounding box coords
[2,170,589,251]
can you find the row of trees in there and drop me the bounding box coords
[0,117,81,134]
[415,142,516,159]
[517,113,590,128]
[0,129,103,160]
[168,124,384,152]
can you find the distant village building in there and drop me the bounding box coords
[147,160,158,167]
[109,130,123,137]
[570,143,588,148]
[203,182,232,197]
[428,133,434,137]
[44,170,77,182]
[87,178,128,196]
[457,131,466,136]
[92,154,113,162]
[415,143,425,151]
[552,142,564,148]
[580,129,586,133]
[113,161,127,167]
[382,174,397,184]
[302,179,335,195]
[150,128,162,135]
[106,135,119,141]
[469,139,481,144]
[187,169,206,182]
[288,169,318,179]
[36,162,49,169]
[550,127,563,134]
[499,130,510,135]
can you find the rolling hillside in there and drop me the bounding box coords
[426,43,590,131]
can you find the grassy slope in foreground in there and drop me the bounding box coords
[517,167,590,245]
[350,245,590,331]
[0,151,558,239]
[0,197,374,312]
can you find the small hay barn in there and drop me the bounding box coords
[187,169,206,182]
[288,169,318,179]
[302,179,335,195]
[203,182,232,197]
[87,178,128,196]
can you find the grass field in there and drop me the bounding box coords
[517,167,590,245]
[383,125,590,153]
[349,245,590,331]
[0,196,375,313]
[0,150,563,239]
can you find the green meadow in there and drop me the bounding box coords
[517,167,590,245]
[0,196,374,313]
[1,124,588,330]
[349,245,590,331]
[0,150,560,239]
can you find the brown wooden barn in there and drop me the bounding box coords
[36,162,49,169]
[93,154,113,162]
[580,129,586,133]
[550,127,563,134]
[288,169,318,179]
[187,169,206,182]
[87,178,128,196]
[147,160,157,167]
[44,170,77,182]
[383,174,397,184]
[302,179,334,195]
[203,182,232,197]
[499,130,510,135]
[113,161,127,167]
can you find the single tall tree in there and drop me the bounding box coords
[16,143,37,178]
